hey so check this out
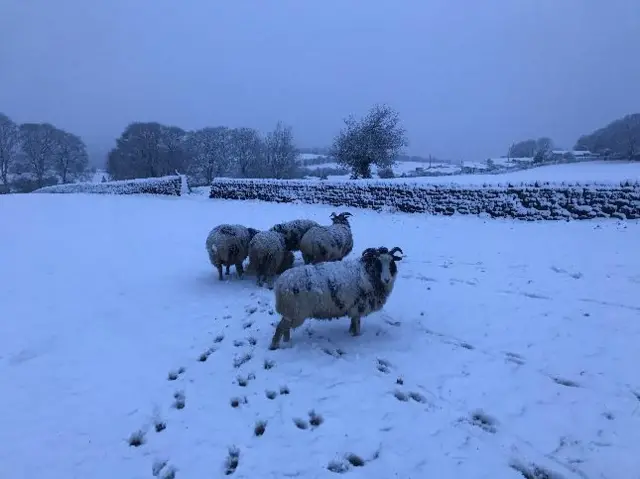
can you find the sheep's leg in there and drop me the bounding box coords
[225,265,230,275]
[349,317,361,336]
[269,317,291,350]
[235,262,245,279]
[266,275,275,290]
[215,264,224,281]
[302,253,312,265]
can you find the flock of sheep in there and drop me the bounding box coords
[205,212,404,350]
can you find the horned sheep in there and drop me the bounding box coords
[205,224,259,280]
[269,246,404,350]
[299,212,354,265]
[247,230,295,289]
[270,219,321,251]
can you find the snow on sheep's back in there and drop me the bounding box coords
[0,192,639,479]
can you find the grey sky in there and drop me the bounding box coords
[1,0,639,162]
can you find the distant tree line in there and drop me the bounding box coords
[574,113,640,160]
[0,112,90,193]
[507,113,640,162]
[107,104,409,184]
[106,121,300,185]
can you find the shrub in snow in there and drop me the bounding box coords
[34,175,185,196]
[209,178,640,220]
[205,224,259,280]
[269,246,404,350]
[299,212,354,264]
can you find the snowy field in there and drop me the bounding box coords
[399,161,640,186]
[1,193,640,478]
[309,160,640,185]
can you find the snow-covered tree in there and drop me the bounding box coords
[52,129,89,183]
[228,127,265,178]
[19,122,59,188]
[0,112,19,186]
[330,104,408,179]
[264,121,299,179]
[186,126,232,185]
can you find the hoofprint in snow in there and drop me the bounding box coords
[1,194,639,479]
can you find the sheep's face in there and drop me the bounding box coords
[362,246,403,289]
[271,224,298,250]
[330,211,352,226]
[247,228,260,240]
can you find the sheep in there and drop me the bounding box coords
[247,230,295,289]
[269,246,404,350]
[270,219,321,251]
[205,224,259,280]
[298,212,354,265]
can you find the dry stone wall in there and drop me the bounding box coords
[209,178,640,220]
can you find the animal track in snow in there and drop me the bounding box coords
[376,358,392,373]
[236,373,255,387]
[263,359,275,370]
[230,397,248,408]
[224,446,240,475]
[172,391,186,410]
[468,409,498,433]
[233,352,252,368]
[551,376,581,388]
[393,389,427,404]
[509,460,564,479]
[167,366,186,381]
[322,347,346,358]
[505,351,526,365]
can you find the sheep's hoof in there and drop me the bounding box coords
[268,343,279,351]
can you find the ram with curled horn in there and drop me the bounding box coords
[269,245,405,350]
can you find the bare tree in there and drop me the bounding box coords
[330,104,408,179]
[0,112,19,186]
[52,129,89,183]
[264,121,299,179]
[19,123,59,188]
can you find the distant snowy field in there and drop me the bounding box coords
[1,193,639,478]
[313,160,640,185]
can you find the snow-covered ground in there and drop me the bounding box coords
[2,193,639,478]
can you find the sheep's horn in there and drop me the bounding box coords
[341,212,353,217]
[330,212,337,218]
[361,248,378,258]
[389,247,403,256]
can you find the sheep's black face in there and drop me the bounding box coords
[247,228,260,239]
[362,246,403,289]
[330,211,352,226]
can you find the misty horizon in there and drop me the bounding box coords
[2,0,639,164]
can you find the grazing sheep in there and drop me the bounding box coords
[299,212,354,265]
[270,219,321,251]
[205,224,259,280]
[248,230,295,288]
[269,246,404,350]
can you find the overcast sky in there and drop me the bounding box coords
[1,0,639,162]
